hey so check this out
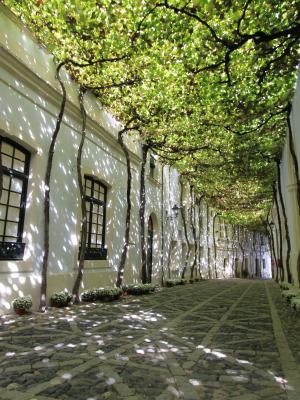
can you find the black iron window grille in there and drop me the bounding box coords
[149,154,156,178]
[84,176,107,260]
[0,136,30,260]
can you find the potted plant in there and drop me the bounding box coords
[81,289,98,302]
[12,296,32,315]
[165,279,176,287]
[50,291,73,307]
[94,287,122,302]
[122,284,129,294]
[111,287,123,300]
[81,287,122,302]
[124,283,156,295]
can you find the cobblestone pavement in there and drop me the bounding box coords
[1,279,300,400]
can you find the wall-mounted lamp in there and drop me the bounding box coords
[172,204,181,218]
[166,204,182,220]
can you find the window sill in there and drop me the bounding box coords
[82,247,108,260]
[147,175,160,186]
[0,242,25,261]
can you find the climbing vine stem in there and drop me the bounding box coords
[40,62,66,312]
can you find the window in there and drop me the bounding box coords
[223,258,228,271]
[149,154,156,179]
[83,176,107,260]
[0,137,30,260]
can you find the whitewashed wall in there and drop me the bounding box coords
[270,67,300,287]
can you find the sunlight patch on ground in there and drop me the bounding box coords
[189,379,202,386]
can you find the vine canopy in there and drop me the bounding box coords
[4,0,300,230]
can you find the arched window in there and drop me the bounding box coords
[0,136,30,260]
[83,175,107,260]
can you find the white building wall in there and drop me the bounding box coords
[270,68,300,287]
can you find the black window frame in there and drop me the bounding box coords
[83,175,107,260]
[0,136,30,260]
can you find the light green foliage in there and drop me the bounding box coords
[4,0,299,230]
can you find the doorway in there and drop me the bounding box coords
[146,215,154,283]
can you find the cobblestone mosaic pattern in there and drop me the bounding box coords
[1,280,300,400]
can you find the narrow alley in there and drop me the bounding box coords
[1,280,300,400]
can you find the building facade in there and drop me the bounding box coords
[0,6,271,313]
[269,67,300,287]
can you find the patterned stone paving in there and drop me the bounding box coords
[1,279,300,399]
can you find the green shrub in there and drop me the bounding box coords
[122,283,156,295]
[50,291,73,307]
[179,279,187,285]
[12,296,32,312]
[290,296,300,311]
[81,287,122,302]
[81,289,98,302]
[165,278,187,287]
[280,283,293,290]
[94,287,122,301]
[282,289,300,302]
[165,279,177,287]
